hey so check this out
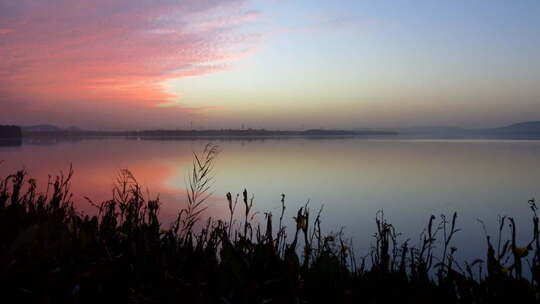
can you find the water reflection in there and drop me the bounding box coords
[0,138,22,147]
[1,137,539,261]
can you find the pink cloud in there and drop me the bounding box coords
[0,0,260,128]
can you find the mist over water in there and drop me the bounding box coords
[1,137,539,262]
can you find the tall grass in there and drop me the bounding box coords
[0,144,539,303]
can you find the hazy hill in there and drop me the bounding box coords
[487,121,540,134]
[399,121,540,139]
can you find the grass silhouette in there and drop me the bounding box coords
[1,144,539,303]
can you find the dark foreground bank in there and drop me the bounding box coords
[1,146,539,303]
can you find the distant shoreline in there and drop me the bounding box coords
[15,120,540,140]
[21,129,399,138]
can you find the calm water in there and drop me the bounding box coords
[1,137,540,261]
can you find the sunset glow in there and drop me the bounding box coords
[1,0,540,129]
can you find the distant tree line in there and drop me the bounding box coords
[23,128,398,138]
[0,125,22,138]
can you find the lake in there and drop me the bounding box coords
[1,137,540,262]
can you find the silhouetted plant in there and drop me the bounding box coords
[1,150,540,303]
[172,143,218,237]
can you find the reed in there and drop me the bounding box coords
[0,145,539,303]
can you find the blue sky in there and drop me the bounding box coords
[1,0,539,129]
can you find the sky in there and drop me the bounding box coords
[1,0,539,130]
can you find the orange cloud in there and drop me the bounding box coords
[0,0,259,128]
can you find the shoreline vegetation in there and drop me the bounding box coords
[0,126,22,147]
[1,144,540,303]
[6,120,540,140]
[0,125,22,139]
[22,128,398,138]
